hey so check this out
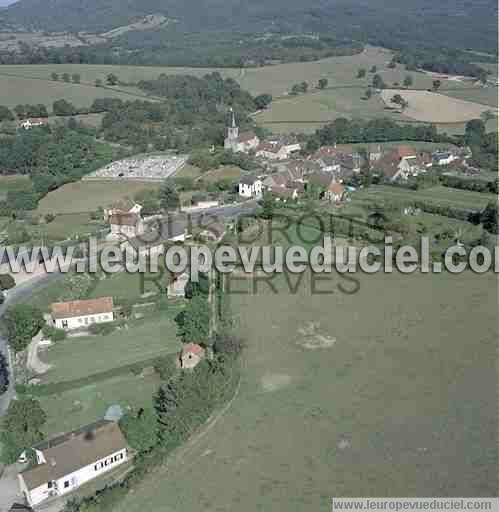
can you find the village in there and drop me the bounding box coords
[0,106,495,512]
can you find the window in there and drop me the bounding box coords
[62,320,68,328]
[48,481,52,489]
[79,318,83,324]
[84,317,89,325]
[64,481,70,489]
[94,464,98,471]
[91,317,96,323]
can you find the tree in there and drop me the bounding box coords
[53,99,77,116]
[0,352,8,395]
[372,74,386,90]
[370,65,377,73]
[3,304,45,352]
[403,74,414,88]
[318,78,328,89]
[71,73,81,84]
[0,273,15,291]
[364,88,373,100]
[432,79,442,91]
[120,408,158,453]
[254,94,272,110]
[480,110,494,123]
[391,94,404,105]
[357,68,366,78]
[260,191,274,220]
[106,73,119,86]
[14,104,26,119]
[465,119,486,146]
[481,202,497,234]
[0,106,14,122]
[387,60,397,69]
[176,294,211,343]
[159,179,180,211]
[62,72,71,83]
[95,79,103,87]
[0,398,46,464]
[51,72,59,81]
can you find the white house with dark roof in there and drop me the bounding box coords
[238,176,263,198]
[50,297,114,330]
[18,420,129,508]
[108,212,145,241]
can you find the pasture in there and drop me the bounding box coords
[0,175,32,200]
[40,373,160,436]
[38,311,180,383]
[351,185,495,210]
[115,269,497,510]
[36,180,161,214]
[380,90,491,123]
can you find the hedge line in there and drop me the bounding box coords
[16,354,177,397]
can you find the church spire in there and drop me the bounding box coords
[230,107,237,128]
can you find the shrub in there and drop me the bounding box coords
[0,273,15,291]
[42,325,66,342]
[44,213,56,224]
[88,322,116,336]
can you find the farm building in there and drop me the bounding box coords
[103,199,143,221]
[19,118,49,130]
[18,420,128,508]
[179,343,206,369]
[50,297,114,330]
[256,137,301,160]
[167,272,190,298]
[108,212,145,241]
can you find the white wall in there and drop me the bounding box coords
[21,448,128,507]
[54,312,114,330]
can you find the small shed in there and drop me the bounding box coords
[179,343,206,370]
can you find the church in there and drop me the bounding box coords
[224,109,260,154]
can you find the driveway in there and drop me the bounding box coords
[0,463,24,512]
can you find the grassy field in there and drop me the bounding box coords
[351,185,495,210]
[39,311,181,384]
[1,46,495,132]
[380,90,491,123]
[115,269,496,510]
[40,373,160,437]
[0,175,32,200]
[36,180,161,214]
[18,212,105,243]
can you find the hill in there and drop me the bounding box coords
[0,0,496,54]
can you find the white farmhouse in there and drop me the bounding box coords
[20,118,49,130]
[50,297,114,330]
[238,176,263,198]
[433,151,458,166]
[18,420,129,508]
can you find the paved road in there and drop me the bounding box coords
[0,273,65,416]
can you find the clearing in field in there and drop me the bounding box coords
[115,269,496,511]
[380,90,492,123]
[36,180,161,214]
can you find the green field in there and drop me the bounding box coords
[0,175,32,200]
[1,46,495,133]
[18,212,105,243]
[40,373,160,436]
[352,185,495,210]
[39,312,181,384]
[36,180,161,214]
[115,269,496,510]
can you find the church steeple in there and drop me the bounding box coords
[226,107,239,143]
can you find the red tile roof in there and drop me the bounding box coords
[51,297,114,320]
[395,145,416,159]
[182,343,206,356]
